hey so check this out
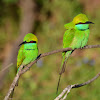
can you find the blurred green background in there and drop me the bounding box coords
[0,0,100,100]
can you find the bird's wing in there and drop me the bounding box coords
[56,29,75,93]
[63,29,75,49]
[17,45,25,70]
[62,29,75,73]
[64,22,75,30]
[35,46,39,62]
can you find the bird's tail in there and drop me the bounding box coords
[15,67,20,86]
[16,65,24,86]
[56,50,73,94]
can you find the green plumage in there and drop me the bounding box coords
[10,33,38,98]
[17,43,38,72]
[17,33,38,72]
[57,14,94,93]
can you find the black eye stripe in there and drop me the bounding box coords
[29,41,36,43]
[76,22,85,25]
[19,41,36,46]
[76,21,94,25]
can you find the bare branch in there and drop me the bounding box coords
[54,72,100,100]
[4,65,24,100]
[21,45,100,74]
[0,63,13,74]
[4,44,100,100]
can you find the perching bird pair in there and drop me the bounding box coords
[17,14,94,92]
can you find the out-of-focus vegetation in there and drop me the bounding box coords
[0,0,100,100]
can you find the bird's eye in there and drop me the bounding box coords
[76,22,83,25]
[29,41,36,43]
[30,41,34,43]
[78,22,83,24]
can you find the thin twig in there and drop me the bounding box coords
[21,45,100,74]
[4,45,100,100]
[4,65,24,100]
[0,63,13,74]
[54,72,100,100]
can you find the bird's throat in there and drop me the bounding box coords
[24,43,37,50]
[75,24,89,31]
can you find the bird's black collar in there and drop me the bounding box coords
[78,27,89,31]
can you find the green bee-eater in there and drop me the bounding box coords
[17,33,38,72]
[10,33,38,98]
[57,14,94,92]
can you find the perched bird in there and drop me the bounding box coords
[10,33,38,98]
[17,33,38,73]
[57,14,94,93]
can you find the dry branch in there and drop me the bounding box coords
[54,72,100,100]
[4,65,24,100]
[4,44,100,100]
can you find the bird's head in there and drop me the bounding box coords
[19,33,38,46]
[23,33,38,43]
[73,14,94,30]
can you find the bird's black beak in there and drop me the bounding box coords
[19,41,27,46]
[85,21,94,24]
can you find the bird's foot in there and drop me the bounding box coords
[81,45,87,49]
